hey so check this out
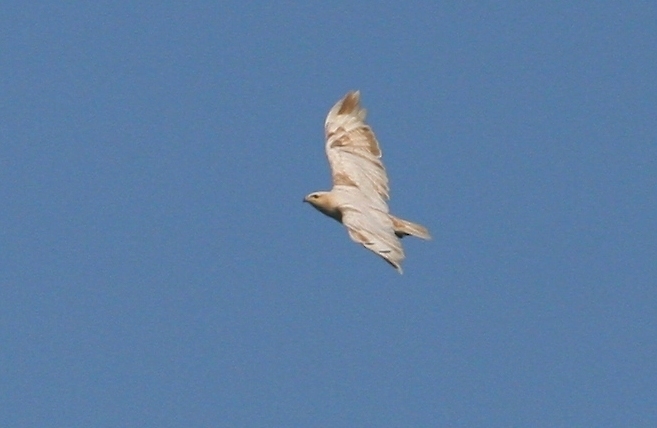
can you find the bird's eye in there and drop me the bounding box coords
[311,194,319,199]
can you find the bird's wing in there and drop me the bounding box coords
[341,204,405,273]
[331,186,404,272]
[324,91,390,201]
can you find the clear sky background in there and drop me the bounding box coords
[1,2,656,427]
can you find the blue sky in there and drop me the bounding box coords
[1,2,656,427]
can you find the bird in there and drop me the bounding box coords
[304,91,430,273]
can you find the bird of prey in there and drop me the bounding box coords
[304,91,430,273]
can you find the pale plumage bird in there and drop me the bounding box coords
[304,91,430,273]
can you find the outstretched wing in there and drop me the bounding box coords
[325,92,405,272]
[324,91,390,201]
[340,201,405,273]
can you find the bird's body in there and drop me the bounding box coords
[304,91,430,273]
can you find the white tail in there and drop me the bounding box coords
[390,215,431,240]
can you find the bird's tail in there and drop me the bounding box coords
[390,215,431,240]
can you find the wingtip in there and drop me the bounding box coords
[337,90,361,115]
[389,260,404,274]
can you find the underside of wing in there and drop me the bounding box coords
[324,91,390,201]
[341,205,405,273]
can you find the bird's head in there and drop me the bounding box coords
[303,191,341,221]
[303,191,328,207]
